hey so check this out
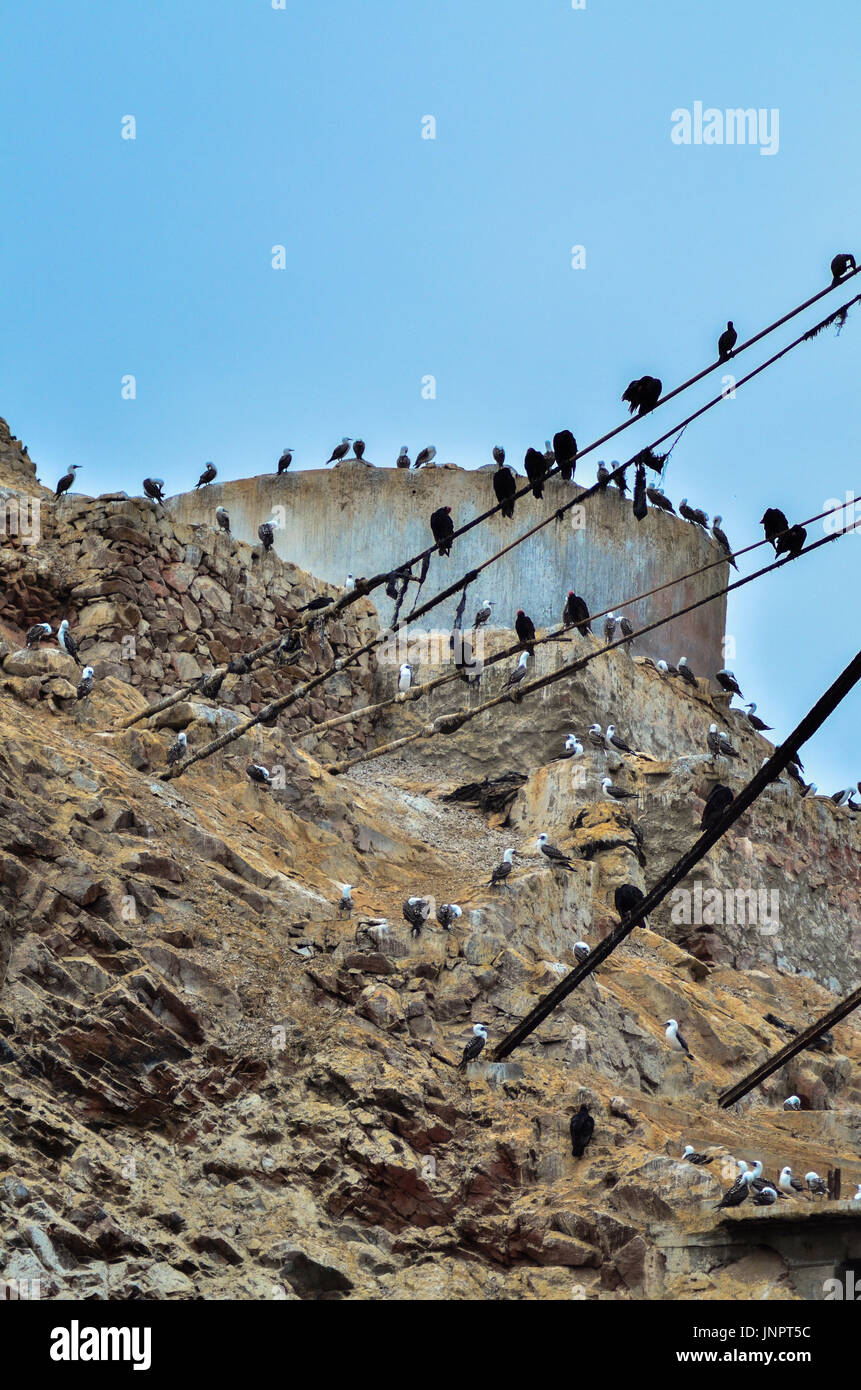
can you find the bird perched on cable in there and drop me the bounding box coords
[783,1094,801,1111]
[26,622,52,648]
[708,724,739,759]
[397,662,413,692]
[246,764,273,785]
[602,777,637,802]
[297,595,335,615]
[552,429,577,482]
[396,446,410,469]
[276,447,293,473]
[622,376,662,416]
[679,499,708,528]
[760,507,788,549]
[775,523,806,559]
[215,506,230,533]
[646,485,676,514]
[403,896,431,937]
[76,665,95,700]
[711,517,737,569]
[473,599,494,629]
[436,903,462,931]
[414,445,436,469]
[458,1023,488,1069]
[258,523,275,551]
[326,438,352,465]
[612,463,629,496]
[54,465,82,497]
[489,848,515,887]
[615,883,649,928]
[493,457,517,518]
[830,252,856,285]
[745,702,772,732]
[701,783,734,828]
[606,725,634,754]
[352,439,366,460]
[504,651,531,695]
[195,462,217,488]
[682,1145,714,1166]
[716,668,743,698]
[562,591,591,636]
[570,1104,594,1159]
[677,657,698,688]
[603,612,617,642]
[665,1018,694,1061]
[197,668,228,697]
[430,506,454,556]
[143,477,166,506]
[524,447,547,499]
[514,609,536,654]
[537,832,575,871]
[573,941,590,963]
[717,321,737,361]
[543,440,556,469]
[57,619,81,666]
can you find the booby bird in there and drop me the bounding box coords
[587,724,608,751]
[54,465,81,497]
[805,1172,828,1199]
[398,663,413,692]
[752,1186,778,1206]
[830,251,856,284]
[195,462,217,488]
[396,446,410,469]
[25,622,52,648]
[603,613,617,642]
[352,439,366,460]
[602,776,637,801]
[543,440,556,468]
[515,609,536,654]
[430,505,454,556]
[57,619,81,666]
[657,660,679,677]
[337,884,354,915]
[562,591,591,636]
[524,447,546,499]
[665,1018,694,1061]
[708,724,739,759]
[775,523,806,559]
[612,463,629,495]
[473,599,494,629]
[296,595,335,614]
[606,725,634,754]
[492,445,505,466]
[344,574,356,591]
[166,731,188,766]
[615,883,649,927]
[570,1104,594,1158]
[246,764,273,784]
[436,903,462,931]
[682,1145,714,1165]
[326,438,352,465]
[458,1023,488,1068]
[552,429,577,481]
[596,462,611,487]
[760,507,789,549]
[622,376,662,416]
[679,499,709,528]
[258,522,275,551]
[710,516,737,569]
[714,1165,753,1211]
[778,1167,804,1195]
[504,651,530,693]
[414,445,436,469]
[853,1184,861,1201]
[829,788,850,805]
[573,941,590,963]
[76,666,95,700]
[537,833,575,871]
[646,485,676,514]
[744,703,772,732]
[715,669,743,698]
[215,506,231,533]
[717,320,737,361]
[783,1095,801,1111]
[701,783,734,828]
[493,459,517,518]
[276,447,293,473]
[403,896,432,937]
[488,847,516,887]
[677,657,698,688]
[618,615,634,640]
[143,477,166,505]
[564,734,584,756]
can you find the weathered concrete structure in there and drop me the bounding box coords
[168,463,728,677]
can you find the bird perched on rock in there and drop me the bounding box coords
[414,445,436,469]
[606,725,634,754]
[853,1184,861,1202]
[665,1018,694,1061]
[752,1186,778,1206]
[493,458,517,518]
[778,1166,804,1194]
[745,702,772,732]
[246,764,273,785]
[708,724,739,759]
[552,429,577,481]
[473,599,494,629]
[276,447,293,473]
[775,523,806,559]
[569,1104,594,1158]
[489,848,516,887]
[678,657,698,688]
[26,622,52,648]
[396,446,410,469]
[258,523,275,551]
[805,1172,828,1199]
[656,660,678,677]
[492,444,506,466]
[430,506,454,556]
[537,833,575,871]
[562,591,591,636]
[326,438,352,465]
[603,613,617,642]
[564,734,584,757]
[646,485,675,514]
[831,252,856,284]
[195,462,217,488]
[76,666,95,700]
[55,464,83,498]
[215,506,230,533]
[403,896,431,937]
[352,439,366,460]
[337,884,354,915]
[622,376,662,416]
[524,447,546,499]
[587,724,608,751]
[715,669,743,698]
[514,609,536,654]
[760,507,788,549]
[57,619,81,666]
[602,777,637,802]
[679,499,708,528]
[711,517,737,569]
[783,1095,801,1111]
[166,731,188,765]
[143,477,166,506]
[436,903,462,931]
[615,883,649,928]
[701,783,734,829]
[715,1168,752,1211]
[717,321,737,361]
[458,1023,488,1069]
[683,1145,714,1165]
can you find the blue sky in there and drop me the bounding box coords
[3,1,860,792]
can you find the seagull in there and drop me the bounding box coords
[778,1166,804,1195]
[403,896,432,937]
[615,883,649,928]
[215,506,230,533]
[603,613,617,642]
[277,447,293,473]
[783,1095,801,1111]
[665,1018,694,1061]
[537,833,575,871]
[166,731,188,766]
[337,884,354,915]
[646,486,676,514]
[678,657,698,688]
[195,462,217,488]
[717,321,737,361]
[587,724,608,751]
[473,599,494,629]
[679,499,709,528]
[745,703,773,732]
[25,622,52,648]
[458,1023,488,1068]
[54,465,81,497]
[711,516,738,569]
[805,1172,828,1199]
[489,848,516,887]
[143,477,166,505]
[76,666,95,700]
[701,783,734,828]
[246,764,273,784]
[602,777,637,801]
[716,669,743,698]
[682,1145,714,1166]
[414,445,436,470]
[569,1104,594,1158]
[326,438,352,465]
[396,446,410,469]
[606,725,634,754]
[573,941,590,963]
[436,903,462,931]
[398,663,413,692]
[57,619,81,666]
[258,522,275,551]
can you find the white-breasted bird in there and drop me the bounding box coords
[458,1023,488,1068]
[57,619,81,666]
[665,1018,694,1060]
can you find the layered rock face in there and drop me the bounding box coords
[0,423,858,1302]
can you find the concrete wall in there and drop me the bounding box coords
[168,463,727,675]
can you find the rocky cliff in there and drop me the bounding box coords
[0,421,858,1302]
